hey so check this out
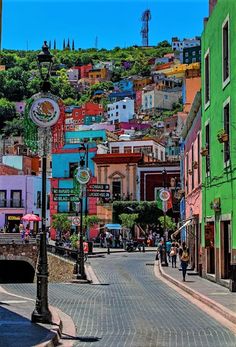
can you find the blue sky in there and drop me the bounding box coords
[2,0,208,50]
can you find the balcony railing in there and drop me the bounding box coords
[0,199,25,208]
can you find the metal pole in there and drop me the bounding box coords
[78,197,86,279]
[85,145,88,239]
[162,170,168,267]
[32,155,51,323]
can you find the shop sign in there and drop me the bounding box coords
[7,216,22,221]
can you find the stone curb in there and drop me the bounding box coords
[156,261,236,325]
[85,264,100,284]
[34,306,62,347]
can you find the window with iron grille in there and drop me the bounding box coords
[223,16,229,84]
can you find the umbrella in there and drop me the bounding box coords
[22,213,41,222]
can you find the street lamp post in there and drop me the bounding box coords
[161,169,168,267]
[74,145,89,280]
[31,42,55,323]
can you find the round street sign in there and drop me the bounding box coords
[159,189,170,201]
[75,167,91,185]
[29,93,60,127]
[72,217,80,226]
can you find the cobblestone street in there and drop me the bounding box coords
[3,253,236,347]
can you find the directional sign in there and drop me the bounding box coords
[52,188,75,194]
[88,184,110,191]
[53,195,80,202]
[87,191,110,198]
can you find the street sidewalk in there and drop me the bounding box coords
[0,286,75,347]
[156,260,236,325]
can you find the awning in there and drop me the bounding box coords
[171,220,192,240]
[105,224,122,230]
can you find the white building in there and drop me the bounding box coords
[142,88,182,111]
[109,139,166,161]
[171,37,200,52]
[107,98,135,125]
[67,68,79,82]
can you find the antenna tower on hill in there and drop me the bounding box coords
[141,9,151,47]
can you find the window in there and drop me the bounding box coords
[185,58,189,63]
[191,144,194,190]
[192,58,196,63]
[111,147,119,153]
[224,100,230,163]
[69,162,78,178]
[186,153,189,194]
[11,190,22,208]
[205,123,210,173]
[185,52,189,57]
[116,112,119,116]
[192,51,196,56]
[204,50,210,106]
[116,105,119,109]
[197,133,200,184]
[123,105,126,109]
[36,191,41,208]
[0,190,6,207]
[222,15,230,86]
[112,179,121,200]
[124,146,132,153]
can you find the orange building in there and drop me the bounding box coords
[183,68,201,113]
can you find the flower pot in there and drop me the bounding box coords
[200,148,208,156]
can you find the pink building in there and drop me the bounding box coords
[182,91,202,272]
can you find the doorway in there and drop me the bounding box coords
[220,221,231,279]
[205,222,215,274]
[112,179,121,200]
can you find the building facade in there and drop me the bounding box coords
[201,0,236,290]
[107,98,135,125]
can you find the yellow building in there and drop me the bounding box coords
[133,77,152,91]
[88,68,107,80]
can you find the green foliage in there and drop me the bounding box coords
[158,216,176,231]
[84,215,100,227]
[51,214,71,234]
[113,201,162,228]
[2,115,24,136]
[0,98,16,129]
[119,213,138,229]
[70,233,79,249]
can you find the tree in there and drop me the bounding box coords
[158,216,176,232]
[2,115,24,136]
[0,98,16,129]
[51,214,71,240]
[119,213,139,229]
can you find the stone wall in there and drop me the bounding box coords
[0,244,38,269]
[48,253,75,282]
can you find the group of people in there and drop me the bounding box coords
[157,240,190,282]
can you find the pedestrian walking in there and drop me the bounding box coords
[166,239,172,262]
[170,242,177,268]
[180,244,189,281]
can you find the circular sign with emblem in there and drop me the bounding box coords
[159,189,170,201]
[29,94,60,127]
[75,167,91,185]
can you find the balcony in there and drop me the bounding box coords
[0,199,25,208]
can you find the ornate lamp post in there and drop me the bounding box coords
[74,145,90,280]
[161,169,169,267]
[30,42,60,323]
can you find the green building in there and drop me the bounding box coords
[201,0,236,290]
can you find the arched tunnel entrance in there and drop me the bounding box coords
[0,260,35,283]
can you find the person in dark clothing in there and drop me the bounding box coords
[180,243,189,281]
